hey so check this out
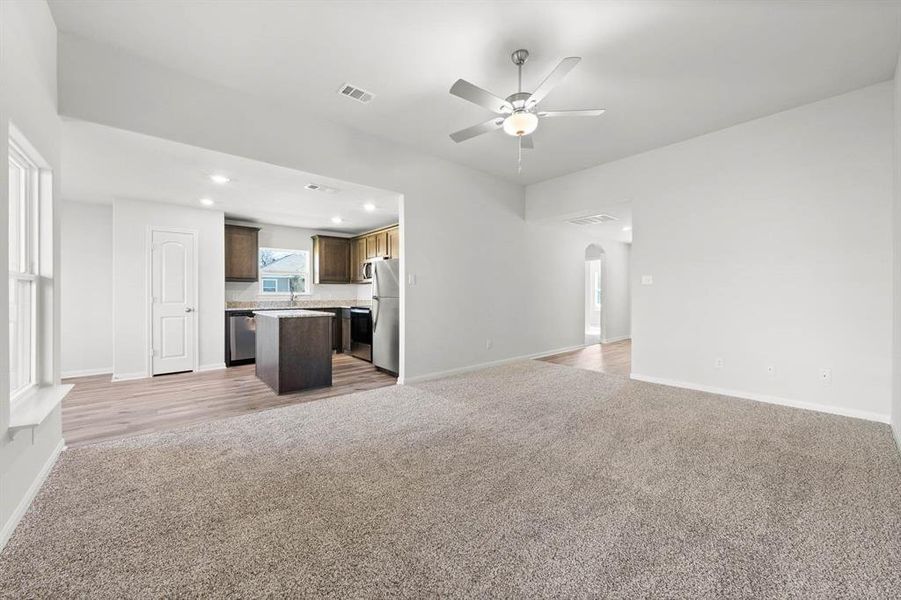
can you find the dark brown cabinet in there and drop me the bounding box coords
[365,235,378,259]
[374,231,388,257]
[350,237,367,283]
[225,225,260,281]
[312,235,351,284]
[387,227,400,259]
[348,225,399,284]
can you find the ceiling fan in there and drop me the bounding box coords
[448,49,605,158]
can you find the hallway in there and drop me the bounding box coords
[539,339,631,376]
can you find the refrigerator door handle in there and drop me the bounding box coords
[372,299,380,332]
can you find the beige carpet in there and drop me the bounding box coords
[2,361,900,598]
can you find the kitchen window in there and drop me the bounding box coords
[9,140,39,401]
[259,248,310,296]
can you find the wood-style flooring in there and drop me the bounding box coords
[62,353,396,448]
[539,339,631,375]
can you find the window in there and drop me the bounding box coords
[8,140,39,400]
[593,269,602,308]
[259,248,310,296]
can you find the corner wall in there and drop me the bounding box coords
[60,201,113,377]
[58,34,539,381]
[528,83,894,422]
[893,53,901,446]
[113,199,225,379]
[0,0,64,547]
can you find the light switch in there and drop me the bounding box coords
[407,273,417,286]
[641,275,653,285]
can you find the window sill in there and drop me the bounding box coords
[9,384,73,433]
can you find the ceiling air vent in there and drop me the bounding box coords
[338,83,375,104]
[567,213,619,226]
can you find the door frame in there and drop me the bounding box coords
[145,226,200,376]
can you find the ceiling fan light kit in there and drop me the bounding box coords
[503,111,538,137]
[448,48,606,170]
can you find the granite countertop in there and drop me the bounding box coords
[226,299,371,312]
[253,310,335,319]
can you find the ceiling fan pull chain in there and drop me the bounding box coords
[518,136,523,173]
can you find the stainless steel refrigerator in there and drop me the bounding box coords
[372,258,400,374]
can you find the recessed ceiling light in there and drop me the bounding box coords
[209,174,230,185]
[622,226,632,232]
[199,198,214,206]
[363,202,376,212]
[331,216,343,224]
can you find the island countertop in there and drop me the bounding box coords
[253,310,335,319]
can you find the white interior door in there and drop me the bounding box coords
[151,229,196,375]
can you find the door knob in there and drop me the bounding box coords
[185,307,194,313]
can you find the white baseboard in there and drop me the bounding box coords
[111,371,149,382]
[61,367,113,379]
[402,344,587,385]
[630,373,890,424]
[198,363,226,372]
[601,335,631,344]
[0,439,65,552]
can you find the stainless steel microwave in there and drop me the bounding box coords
[362,257,388,280]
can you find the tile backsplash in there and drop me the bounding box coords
[225,281,372,304]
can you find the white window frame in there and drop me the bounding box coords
[258,247,311,297]
[8,139,40,406]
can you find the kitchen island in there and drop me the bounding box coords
[254,310,334,394]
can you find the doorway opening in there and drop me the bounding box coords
[584,244,605,345]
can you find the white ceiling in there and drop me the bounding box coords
[49,1,901,185]
[61,120,400,233]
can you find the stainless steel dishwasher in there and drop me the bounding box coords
[227,311,257,365]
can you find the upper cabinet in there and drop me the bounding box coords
[311,224,399,285]
[387,228,400,259]
[350,225,399,283]
[225,224,260,281]
[374,231,388,257]
[350,237,367,283]
[312,235,351,284]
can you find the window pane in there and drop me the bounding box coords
[259,248,309,294]
[8,161,22,272]
[9,278,32,395]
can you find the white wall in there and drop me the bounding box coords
[224,221,372,303]
[58,35,549,381]
[112,198,225,379]
[528,83,894,422]
[60,201,113,377]
[519,223,631,356]
[0,0,64,546]
[893,54,901,447]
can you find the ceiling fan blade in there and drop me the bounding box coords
[520,135,534,150]
[449,117,505,143]
[538,109,606,117]
[450,79,514,114]
[527,57,581,107]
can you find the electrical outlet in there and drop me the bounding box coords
[641,275,654,285]
[485,339,493,349]
[819,369,832,384]
[714,357,724,369]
